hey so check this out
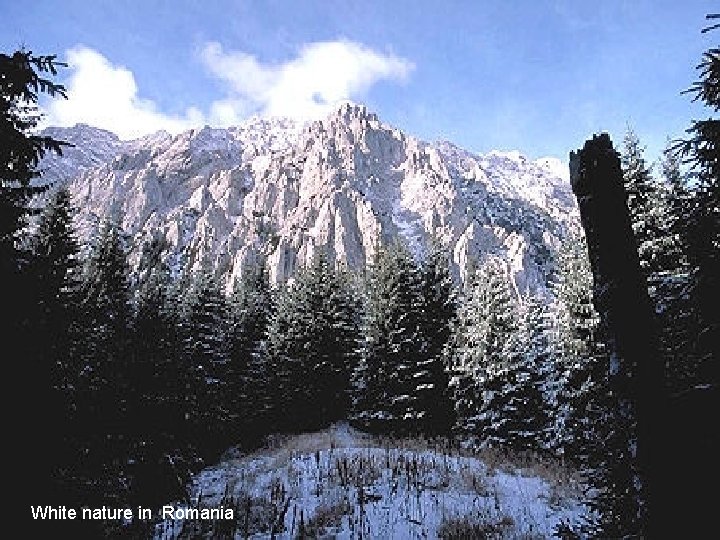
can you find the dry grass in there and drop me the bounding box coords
[247,426,583,502]
[166,424,586,539]
[437,512,515,539]
[299,499,352,538]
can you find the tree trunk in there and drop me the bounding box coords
[569,134,663,537]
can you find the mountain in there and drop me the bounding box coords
[40,102,577,294]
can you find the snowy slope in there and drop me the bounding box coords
[40,102,577,294]
[156,425,587,539]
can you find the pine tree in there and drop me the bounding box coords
[353,241,427,433]
[449,259,518,441]
[268,251,360,432]
[179,261,231,448]
[132,235,177,428]
[320,262,362,424]
[621,127,666,275]
[656,140,690,271]
[1,50,69,513]
[63,215,137,512]
[650,142,702,395]
[79,215,133,425]
[28,187,83,505]
[675,17,719,387]
[622,132,706,399]
[549,230,605,462]
[128,235,194,509]
[1,51,68,314]
[228,263,274,441]
[415,239,457,434]
[647,17,719,535]
[482,295,552,452]
[30,188,81,405]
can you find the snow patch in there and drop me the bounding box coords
[156,424,587,539]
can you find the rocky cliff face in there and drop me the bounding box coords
[41,102,577,294]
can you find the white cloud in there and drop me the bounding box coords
[200,40,414,122]
[45,41,414,138]
[46,46,203,139]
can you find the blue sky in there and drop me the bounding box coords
[2,0,716,162]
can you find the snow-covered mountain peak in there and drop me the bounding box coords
[333,100,378,122]
[127,129,173,150]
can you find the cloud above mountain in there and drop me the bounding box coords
[46,46,204,139]
[199,40,414,124]
[45,41,414,139]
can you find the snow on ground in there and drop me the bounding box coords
[156,424,586,539]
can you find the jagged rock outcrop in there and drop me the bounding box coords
[41,102,578,294]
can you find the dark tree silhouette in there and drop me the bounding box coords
[268,251,360,432]
[228,264,275,440]
[675,14,719,387]
[1,51,68,267]
[1,49,72,525]
[569,134,661,537]
[654,13,719,536]
[416,239,457,435]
